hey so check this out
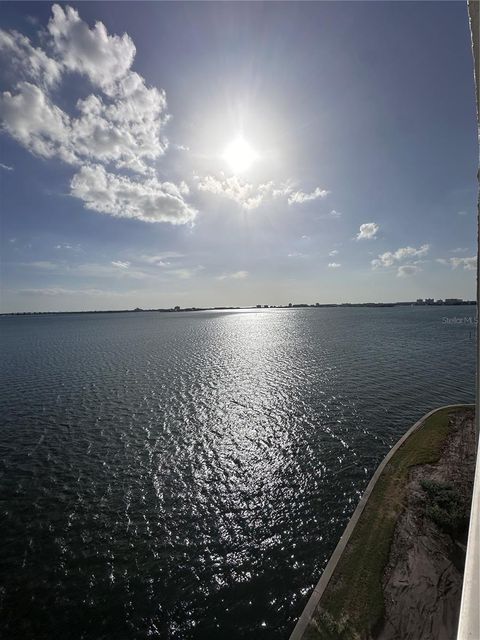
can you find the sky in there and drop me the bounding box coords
[0,1,477,312]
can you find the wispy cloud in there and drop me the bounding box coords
[328,262,341,268]
[19,260,148,279]
[17,287,131,297]
[287,187,329,205]
[437,256,476,271]
[329,210,342,218]
[166,266,204,280]
[216,270,248,280]
[356,222,379,240]
[196,173,328,211]
[196,174,293,210]
[139,253,184,266]
[0,162,13,171]
[371,244,430,268]
[329,249,339,256]
[22,260,58,270]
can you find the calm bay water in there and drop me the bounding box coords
[0,306,476,639]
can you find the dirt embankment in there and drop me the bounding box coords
[377,409,476,640]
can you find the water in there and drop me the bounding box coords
[0,306,476,639]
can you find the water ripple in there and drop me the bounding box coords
[0,307,475,639]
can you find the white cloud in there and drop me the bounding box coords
[196,174,328,210]
[71,75,168,173]
[397,265,421,277]
[140,253,183,266]
[437,256,477,271]
[47,4,135,90]
[371,244,430,268]
[329,249,339,256]
[287,187,329,205]
[0,162,13,171]
[449,247,468,254]
[457,210,468,216]
[72,262,146,279]
[0,5,187,224]
[70,164,196,225]
[0,82,74,163]
[216,270,248,280]
[111,260,130,269]
[196,174,289,210]
[328,262,341,268]
[0,28,62,87]
[356,222,379,240]
[287,252,307,258]
[329,210,342,218]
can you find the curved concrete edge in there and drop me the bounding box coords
[288,403,475,640]
[456,433,480,639]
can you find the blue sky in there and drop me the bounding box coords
[0,1,477,312]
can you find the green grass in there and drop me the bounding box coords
[304,405,472,640]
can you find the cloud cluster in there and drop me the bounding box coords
[356,222,379,240]
[371,243,430,277]
[437,256,477,271]
[0,5,194,224]
[287,187,329,204]
[70,165,196,224]
[196,174,328,210]
[371,244,430,268]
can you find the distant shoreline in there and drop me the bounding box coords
[0,300,476,317]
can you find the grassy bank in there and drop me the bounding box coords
[304,405,472,640]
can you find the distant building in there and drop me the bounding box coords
[425,298,435,305]
[416,298,424,304]
[445,298,463,305]
[174,306,181,311]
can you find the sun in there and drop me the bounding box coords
[223,136,257,174]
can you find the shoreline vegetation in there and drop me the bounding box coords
[293,405,476,640]
[1,300,476,317]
